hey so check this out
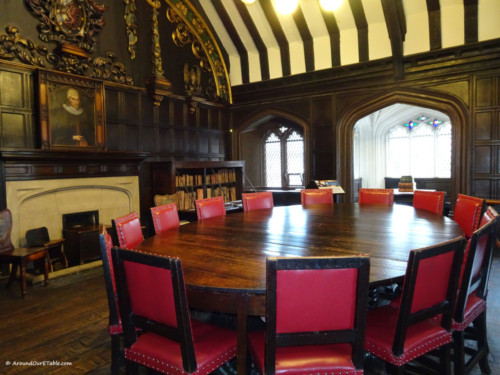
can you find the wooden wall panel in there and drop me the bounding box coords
[474,146,491,174]
[475,112,493,140]
[311,97,333,125]
[476,77,494,107]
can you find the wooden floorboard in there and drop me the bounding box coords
[0,251,499,374]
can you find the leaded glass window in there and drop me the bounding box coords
[386,122,451,178]
[264,126,304,188]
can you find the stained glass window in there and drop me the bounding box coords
[386,122,451,178]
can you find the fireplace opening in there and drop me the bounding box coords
[62,210,101,266]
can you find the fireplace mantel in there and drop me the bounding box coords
[0,150,149,209]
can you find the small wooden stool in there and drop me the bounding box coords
[0,247,49,297]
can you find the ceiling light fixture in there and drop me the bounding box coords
[241,0,257,4]
[319,0,343,11]
[274,0,299,15]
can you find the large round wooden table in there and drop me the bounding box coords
[135,203,464,374]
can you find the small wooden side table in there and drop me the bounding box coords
[0,246,49,297]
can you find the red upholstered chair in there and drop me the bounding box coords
[453,206,498,375]
[242,191,274,211]
[150,203,180,234]
[112,212,144,249]
[300,189,334,206]
[195,196,226,220]
[364,237,465,375]
[112,248,237,374]
[248,255,370,375]
[453,194,485,239]
[358,188,394,205]
[412,190,446,215]
[99,225,124,374]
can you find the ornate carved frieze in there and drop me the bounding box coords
[165,0,232,104]
[24,0,108,55]
[0,26,133,85]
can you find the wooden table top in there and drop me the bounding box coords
[135,203,464,295]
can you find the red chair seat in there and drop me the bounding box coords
[452,291,486,331]
[125,320,236,375]
[365,305,452,367]
[248,330,361,375]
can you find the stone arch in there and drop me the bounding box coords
[337,88,469,202]
[233,109,311,188]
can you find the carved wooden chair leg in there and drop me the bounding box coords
[110,335,121,374]
[453,330,466,375]
[475,312,491,374]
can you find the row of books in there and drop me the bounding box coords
[175,169,236,188]
[154,186,237,211]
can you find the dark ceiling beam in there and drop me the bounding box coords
[293,6,314,72]
[211,0,249,84]
[259,0,291,77]
[320,9,341,67]
[381,0,406,80]
[426,0,441,50]
[348,0,368,62]
[234,1,270,81]
[464,0,478,44]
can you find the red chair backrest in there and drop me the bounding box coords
[453,194,484,238]
[99,226,121,334]
[151,203,180,234]
[242,192,274,211]
[455,207,498,323]
[112,248,197,371]
[358,188,394,205]
[266,256,370,371]
[195,196,226,220]
[392,237,465,355]
[112,212,144,249]
[412,190,445,214]
[300,189,333,206]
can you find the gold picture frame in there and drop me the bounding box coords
[38,69,105,150]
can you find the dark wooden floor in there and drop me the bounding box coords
[0,250,499,375]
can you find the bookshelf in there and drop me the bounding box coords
[151,161,245,217]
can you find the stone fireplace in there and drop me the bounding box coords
[7,176,140,248]
[0,150,147,249]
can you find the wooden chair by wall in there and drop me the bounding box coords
[248,255,369,375]
[112,248,237,374]
[358,188,394,205]
[365,237,465,374]
[150,203,180,234]
[300,189,334,206]
[111,212,144,249]
[26,227,67,272]
[453,194,485,239]
[0,208,49,297]
[195,196,226,220]
[412,190,446,214]
[242,191,274,211]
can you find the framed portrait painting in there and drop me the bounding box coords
[38,69,105,150]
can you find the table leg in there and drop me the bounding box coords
[236,294,248,375]
[20,259,27,297]
[43,252,49,286]
[6,263,18,287]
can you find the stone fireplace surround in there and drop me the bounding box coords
[7,176,139,247]
[0,150,146,248]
